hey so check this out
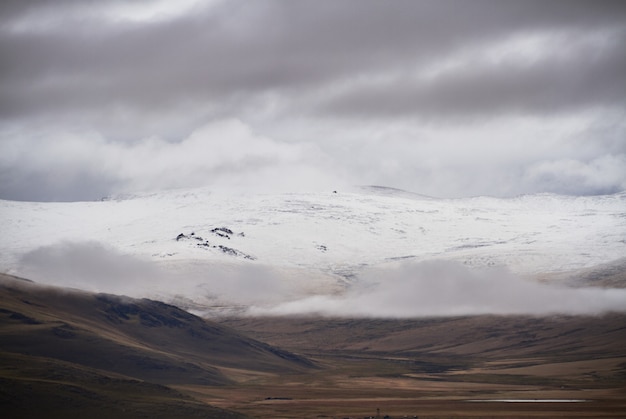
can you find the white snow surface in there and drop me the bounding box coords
[1,186,625,315]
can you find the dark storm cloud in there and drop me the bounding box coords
[320,31,626,119]
[1,0,625,200]
[2,0,625,123]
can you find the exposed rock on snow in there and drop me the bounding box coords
[174,230,255,260]
[1,186,625,287]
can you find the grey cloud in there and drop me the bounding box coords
[15,241,322,310]
[18,241,160,293]
[1,1,625,201]
[0,166,119,202]
[318,30,626,119]
[2,1,625,126]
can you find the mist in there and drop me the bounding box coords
[16,241,333,309]
[16,241,626,317]
[18,241,162,295]
[251,260,626,317]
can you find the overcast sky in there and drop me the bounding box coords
[1,0,625,201]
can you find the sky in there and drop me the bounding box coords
[1,0,625,201]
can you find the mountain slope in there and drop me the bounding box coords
[0,352,247,419]
[0,273,313,384]
[222,314,626,360]
[2,187,624,276]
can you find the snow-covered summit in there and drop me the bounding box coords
[1,186,625,277]
[1,186,625,315]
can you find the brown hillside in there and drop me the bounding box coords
[0,273,314,418]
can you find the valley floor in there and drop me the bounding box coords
[204,315,626,419]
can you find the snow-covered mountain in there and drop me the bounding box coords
[1,186,625,316]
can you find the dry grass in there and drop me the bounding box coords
[212,315,626,418]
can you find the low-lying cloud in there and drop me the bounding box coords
[252,260,626,317]
[18,241,161,294]
[17,241,321,309]
[17,242,626,317]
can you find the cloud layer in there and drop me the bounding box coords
[253,260,626,317]
[17,242,626,317]
[1,119,344,200]
[17,241,330,308]
[1,1,625,200]
[18,241,160,294]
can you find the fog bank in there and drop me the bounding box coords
[251,260,626,317]
[17,241,626,317]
